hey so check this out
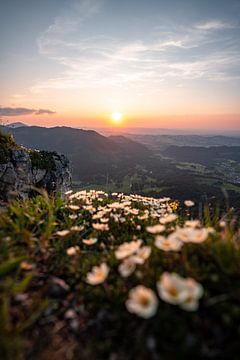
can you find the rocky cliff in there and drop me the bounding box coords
[0,131,71,201]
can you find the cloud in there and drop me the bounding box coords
[0,107,56,117]
[32,9,240,94]
[195,20,233,31]
[34,109,56,115]
[40,0,102,39]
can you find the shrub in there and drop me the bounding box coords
[29,150,57,170]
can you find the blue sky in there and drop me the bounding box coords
[1,0,240,129]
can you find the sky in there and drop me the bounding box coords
[1,0,240,131]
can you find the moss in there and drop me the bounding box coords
[29,150,57,170]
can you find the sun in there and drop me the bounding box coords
[111,112,123,124]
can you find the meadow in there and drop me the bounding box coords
[0,190,240,359]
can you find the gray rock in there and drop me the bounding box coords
[0,147,71,201]
[32,168,47,183]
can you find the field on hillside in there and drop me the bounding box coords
[0,190,240,359]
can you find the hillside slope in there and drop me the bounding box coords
[2,126,151,181]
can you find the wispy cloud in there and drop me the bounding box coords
[32,7,240,94]
[43,0,102,36]
[0,107,56,116]
[195,20,233,31]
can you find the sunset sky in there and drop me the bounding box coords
[1,0,240,131]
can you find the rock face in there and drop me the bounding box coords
[0,148,71,201]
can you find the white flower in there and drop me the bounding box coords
[146,224,165,234]
[180,278,204,311]
[92,213,102,220]
[70,225,84,232]
[115,239,142,260]
[184,200,195,207]
[131,246,151,264]
[154,234,183,252]
[86,263,109,285]
[82,238,98,245]
[126,285,158,318]
[160,214,178,224]
[174,227,213,243]
[100,218,109,223]
[185,220,201,228]
[157,273,203,311]
[66,246,80,256]
[56,230,70,237]
[219,220,226,228]
[118,258,136,277]
[67,205,80,211]
[92,223,109,231]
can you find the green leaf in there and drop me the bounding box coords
[0,257,25,278]
[12,273,33,295]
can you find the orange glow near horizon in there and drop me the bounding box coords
[4,112,240,132]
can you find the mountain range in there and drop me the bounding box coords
[2,124,240,206]
[1,125,150,182]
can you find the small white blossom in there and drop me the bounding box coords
[66,246,80,256]
[67,205,80,211]
[115,240,142,260]
[185,220,201,228]
[173,227,213,244]
[154,234,183,252]
[86,263,109,285]
[184,200,195,207]
[157,272,203,311]
[126,285,158,319]
[160,214,178,224]
[118,258,136,277]
[56,230,70,237]
[131,246,151,264]
[92,223,109,231]
[70,225,84,232]
[82,238,98,245]
[219,220,226,228]
[146,224,165,234]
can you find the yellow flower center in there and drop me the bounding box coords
[139,295,150,307]
[168,286,178,297]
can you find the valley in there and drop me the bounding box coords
[2,125,240,208]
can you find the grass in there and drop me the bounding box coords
[0,190,240,359]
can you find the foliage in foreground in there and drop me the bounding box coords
[0,190,240,359]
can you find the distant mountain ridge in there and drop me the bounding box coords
[6,122,28,128]
[1,125,150,181]
[126,134,240,151]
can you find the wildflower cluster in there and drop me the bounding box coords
[1,189,240,359]
[60,190,214,318]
